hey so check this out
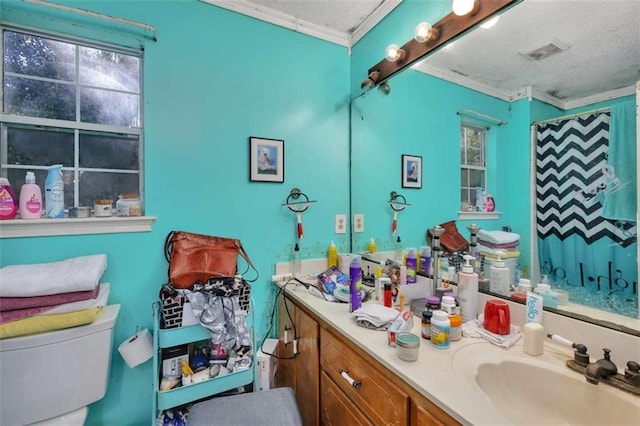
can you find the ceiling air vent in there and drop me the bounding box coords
[524,41,569,61]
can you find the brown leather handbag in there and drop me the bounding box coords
[164,231,257,289]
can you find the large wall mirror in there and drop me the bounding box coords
[350,0,639,336]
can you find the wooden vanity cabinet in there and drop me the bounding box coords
[277,295,320,426]
[278,294,459,426]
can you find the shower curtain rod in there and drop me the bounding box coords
[532,106,610,126]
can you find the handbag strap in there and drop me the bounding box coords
[164,230,176,262]
[238,243,259,282]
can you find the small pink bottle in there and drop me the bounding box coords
[0,177,18,220]
[19,171,43,219]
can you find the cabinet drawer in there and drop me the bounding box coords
[321,371,373,426]
[321,329,409,426]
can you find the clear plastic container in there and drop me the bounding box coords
[116,193,143,217]
[94,199,113,217]
[396,332,420,362]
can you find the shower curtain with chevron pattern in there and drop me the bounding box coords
[536,111,637,316]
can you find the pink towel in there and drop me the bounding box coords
[0,285,99,312]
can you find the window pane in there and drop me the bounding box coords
[80,87,140,126]
[7,126,74,166]
[469,169,485,188]
[4,76,76,120]
[461,169,469,187]
[79,132,139,170]
[465,146,484,166]
[80,46,140,92]
[79,171,139,207]
[3,31,75,81]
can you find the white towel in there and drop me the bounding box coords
[477,230,520,245]
[352,304,400,328]
[461,318,522,349]
[0,254,107,297]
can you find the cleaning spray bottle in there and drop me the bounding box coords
[457,255,478,322]
[45,164,64,218]
[19,171,42,219]
[489,250,511,296]
[0,178,18,220]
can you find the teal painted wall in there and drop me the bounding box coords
[0,1,350,424]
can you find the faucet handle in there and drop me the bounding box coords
[573,343,590,366]
[625,361,640,386]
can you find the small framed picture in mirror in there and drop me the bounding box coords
[249,137,284,183]
[401,154,422,189]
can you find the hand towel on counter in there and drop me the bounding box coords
[477,230,520,245]
[0,254,106,297]
[352,304,400,330]
[0,284,110,324]
[461,318,522,349]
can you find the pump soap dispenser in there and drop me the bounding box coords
[489,250,511,296]
[458,254,478,322]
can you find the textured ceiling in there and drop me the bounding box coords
[227,0,640,108]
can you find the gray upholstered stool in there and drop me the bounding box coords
[188,387,302,425]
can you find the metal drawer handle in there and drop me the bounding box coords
[339,369,362,390]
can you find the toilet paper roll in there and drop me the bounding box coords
[118,328,153,368]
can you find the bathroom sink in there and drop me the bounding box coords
[452,342,640,425]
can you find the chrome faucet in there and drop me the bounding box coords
[585,348,618,384]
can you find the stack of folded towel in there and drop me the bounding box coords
[0,254,109,339]
[477,230,520,260]
[351,304,400,330]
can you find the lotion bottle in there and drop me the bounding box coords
[327,240,338,268]
[19,171,42,219]
[489,250,511,296]
[368,237,377,253]
[457,254,478,322]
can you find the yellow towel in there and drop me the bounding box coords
[482,250,520,260]
[0,307,102,339]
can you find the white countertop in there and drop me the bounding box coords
[275,276,640,425]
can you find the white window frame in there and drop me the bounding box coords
[0,25,155,238]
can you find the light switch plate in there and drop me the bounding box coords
[353,213,364,233]
[335,214,347,234]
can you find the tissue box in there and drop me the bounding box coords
[317,266,349,294]
[387,310,414,346]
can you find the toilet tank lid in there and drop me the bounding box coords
[0,304,120,351]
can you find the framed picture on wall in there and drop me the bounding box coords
[401,154,422,188]
[249,137,284,183]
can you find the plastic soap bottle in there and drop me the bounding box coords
[45,164,64,218]
[349,255,362,312]
[405,247,417,284]
[457,254,479,322]
[19,171,42,219]
[374,261,384,301]
[0,178,18,220]
[489,251,511,296]
[368,237,377,253]
[327,241,338,268]
[394,236,403,263]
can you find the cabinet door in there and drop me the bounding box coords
[295,304,319,426]
[321,372,372,426]
[411,397,457,426]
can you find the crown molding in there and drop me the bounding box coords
[350,0,403,46]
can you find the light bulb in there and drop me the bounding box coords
[385,44,405,63]
[378,81,391,96]
[452,0,478,16]
[480,16,499,29]
[414,22,438,43]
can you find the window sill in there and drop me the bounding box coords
[0,216,157,238]
[457,211,501,220]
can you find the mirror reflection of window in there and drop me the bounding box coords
[460,124,486,212]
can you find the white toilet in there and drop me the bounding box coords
[0,304,120,426]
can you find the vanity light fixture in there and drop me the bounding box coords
[452,0,480,16]
[385,44,406,63]
[414,22,439,43]
[360,70,380,90]
[363,0,520,89]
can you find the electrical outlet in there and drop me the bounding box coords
[335,214,347,234]
[353,213,364,233]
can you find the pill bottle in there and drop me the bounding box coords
[426,296,440,312]
[449,311,462,342]
[430,310,450,349]
[421,310,432,340]
[396,332,420,362]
